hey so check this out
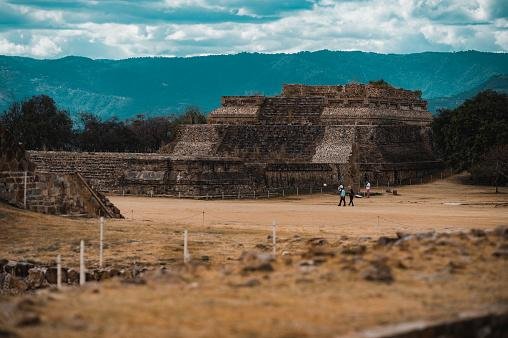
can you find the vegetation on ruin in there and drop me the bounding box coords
[0,95,206,152]
[432,90,508,186]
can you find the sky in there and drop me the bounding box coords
[0,0,507,59]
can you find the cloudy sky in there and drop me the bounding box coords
[0,0,507,59]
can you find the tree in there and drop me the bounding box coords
[432,90,508,186]
[0,95,73,150]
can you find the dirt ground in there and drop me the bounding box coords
[0,176,507,338]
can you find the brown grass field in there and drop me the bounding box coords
[0,176,507,337]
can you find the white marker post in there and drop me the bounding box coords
[272,220,277,256]
[79,240,85,286]
[23,171,27,208]
[99,217,104,268]
[183,230,190,264]
[56,254,62,290]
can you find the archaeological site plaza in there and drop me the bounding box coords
[23,83,442,203]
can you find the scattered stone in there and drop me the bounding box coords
[470,229,487,237]
[448,259,468,273]
[45,267,67,284]
[493,225,508,239]
[240,251,274,273]
[392,189,398,195]
[15,312,40,327]
[255,243,269,250]
[231,279,261,288]
[306,238,329,247]
[493,243,508,259]
[27,268,46,289]
[341,244,366,255]
[362,257,394,283]
[67,268,79,284]
[377,236,398,246]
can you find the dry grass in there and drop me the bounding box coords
[0,175,507,338]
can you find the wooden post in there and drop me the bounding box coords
[179,191,181,199]
[23,171,27,208]
[253,190,256,199]
[202,210,205,227]
[99,217,104,268]
[267,190,270,198]
[183,230,189,264]
[272,220,276,256]
[131,209,134,220]
[222,191,224,200]
[238,190,240,199]
[79,240,85,286]
[56,254,62,290]
[296,187,299,196]
[377,216,380,227]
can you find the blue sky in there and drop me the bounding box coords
[0,0,507,58]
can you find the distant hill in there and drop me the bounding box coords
[1,50,507,119]
[427,74,508,113]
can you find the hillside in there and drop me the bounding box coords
[1,50,507,119]
[428,74,508,112]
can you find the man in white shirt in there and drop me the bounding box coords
[366,181,371,198]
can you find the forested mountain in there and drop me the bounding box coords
[1,50,507,119]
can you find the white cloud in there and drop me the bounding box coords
[0,0,506,58]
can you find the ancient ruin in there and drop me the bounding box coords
[0,126,123,218]
[28,83,442,198]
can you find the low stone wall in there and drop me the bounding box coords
[0,126,122,217]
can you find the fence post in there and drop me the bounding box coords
[253,190,256,199]
[238,190,240,199]
[377,216,380,227]
[202,210,205,227]
[79,240,85,286]
[296,187,299,196]
[183,230,190,264]
[99,217,104,268]
[272,220,277,256]
[23,171,27,208]
[267,190,270,198]
[56,254,62,290]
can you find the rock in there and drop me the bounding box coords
[231,279,261,288]
[414,231,436,240]
[493,243,508,259]
[392,189,398,195]
[396,231,411,239]
[448,259,468,273]
[306,238,329,247]
[0,258,8,271]
[45,267,67,284]
[27,268,46,289]
[3,261,17,274]
[362,258,394,283]
[14,262,34,278]
[67,268,79,284]
[470,229,487,237]
[240,251,274,273]
[15,312,40,327]
[0,328,19,338]
[9,276,27,292]
[341,244,366,255]
[255,243,270,250]
[493,225,508,239]
[377,236,398,246]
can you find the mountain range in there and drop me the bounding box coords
[1,50,507,119]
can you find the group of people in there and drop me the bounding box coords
[337,181,371,207]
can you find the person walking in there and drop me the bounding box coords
[348,186,355,206]
[366,181,371,198]
[339,185,347,206]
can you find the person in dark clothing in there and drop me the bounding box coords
[348,187,355,206]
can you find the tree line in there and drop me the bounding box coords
[0,95,206,152]
[432,90,508,187]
